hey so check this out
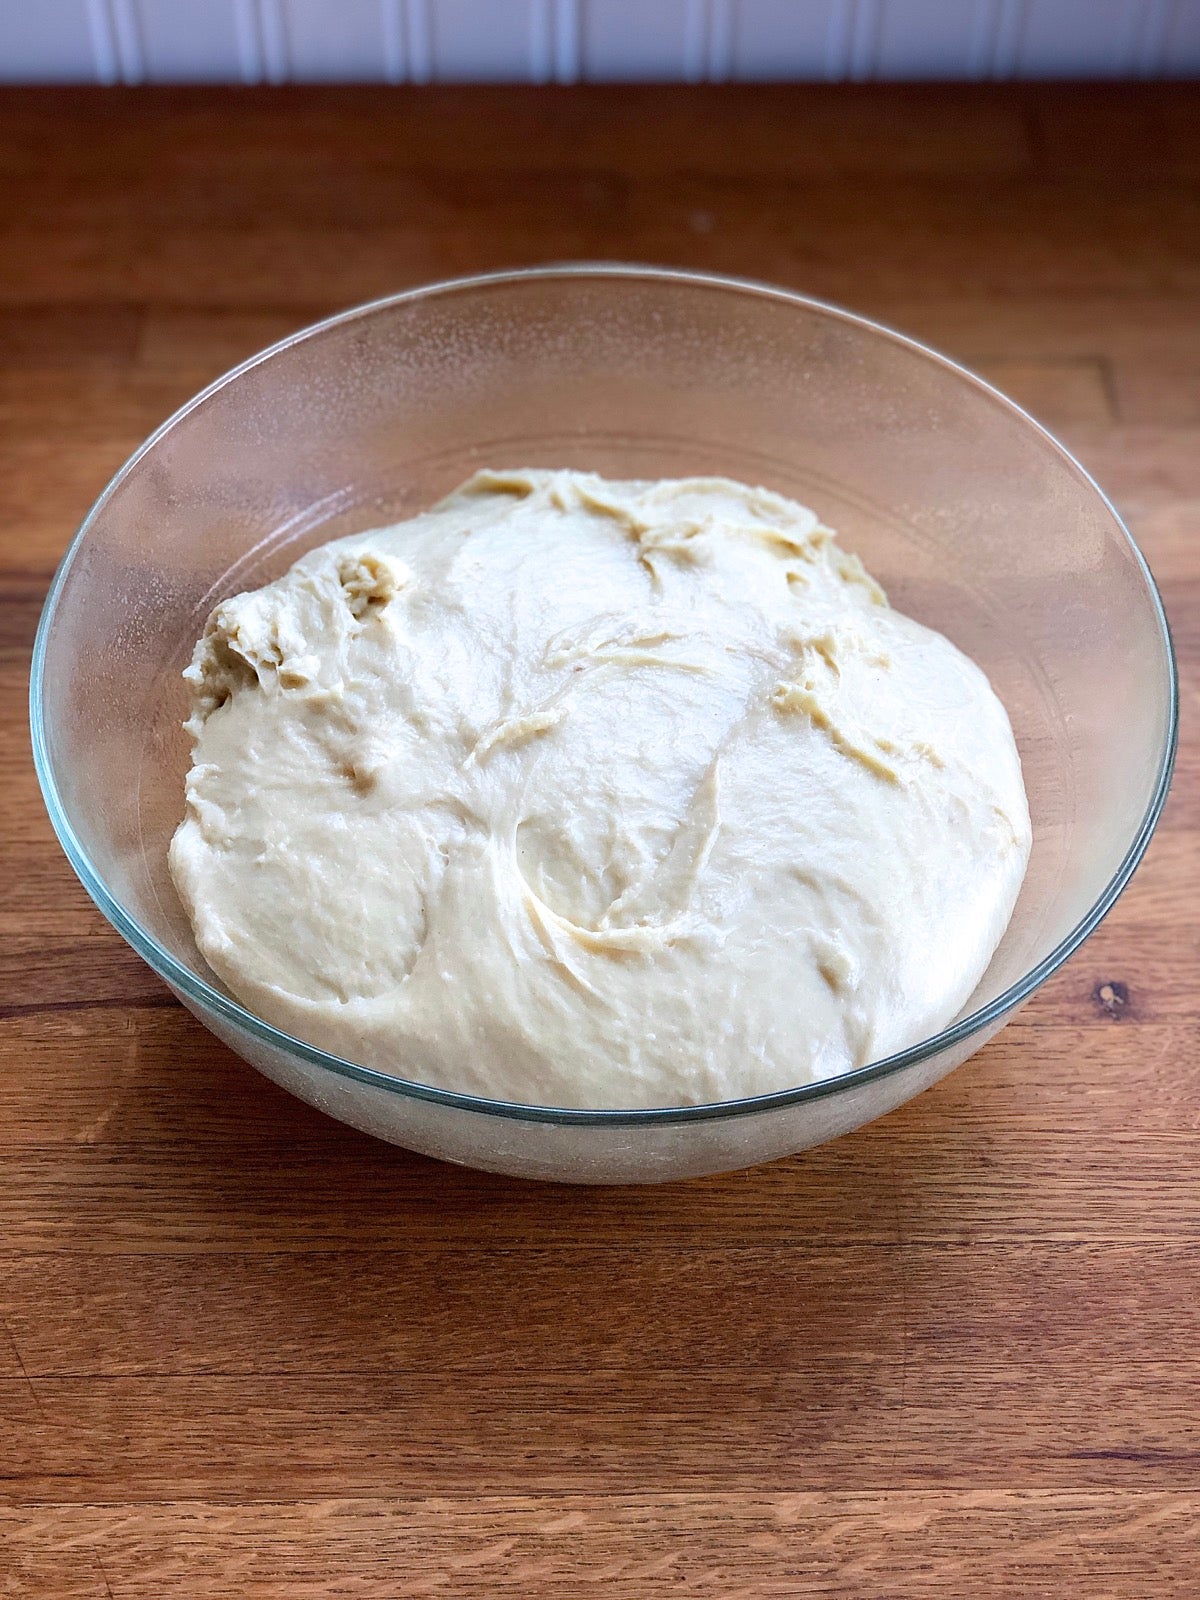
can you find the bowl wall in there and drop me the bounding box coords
[33,268,1175,1181]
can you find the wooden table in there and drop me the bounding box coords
[1,84,1197,1597]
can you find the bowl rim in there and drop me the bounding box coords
[30,262,1179,1127]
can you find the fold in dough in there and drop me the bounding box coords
[170,470,1031,1109]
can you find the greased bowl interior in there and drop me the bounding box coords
[31,267,1176,1183]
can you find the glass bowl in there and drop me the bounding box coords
[31,266,1176,1184]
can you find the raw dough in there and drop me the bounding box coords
[170,470,1031,1108]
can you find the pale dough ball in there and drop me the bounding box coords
[170,470,1031,1109]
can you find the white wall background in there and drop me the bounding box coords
[1,0,1198,84]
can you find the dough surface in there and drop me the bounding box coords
[169,470,1031,1108]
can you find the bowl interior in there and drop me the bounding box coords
[35,268,1175,1105]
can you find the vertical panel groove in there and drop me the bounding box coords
[86,0,120,83]
[108,0,144,82]
[683,0,709,82]
[7,0,1200,85]
[1164,0,1200,76]
[1112,0,1152,72]
[404,0,431,81]
[849,0,883,79]
[233,0,264,82]
[382,0,406,81]
[1011,0,1035,77]
[554,0,580,82]
[256,0,287,83]
[966,0,1000,77]
[1137,0,1173,73]
[989,0,1027,77]
[529,0,555,82]
[706,0,732,79]
[824,0,852,79]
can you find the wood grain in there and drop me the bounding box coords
[1,82,1197,1595]
[4,1493,1198,1599]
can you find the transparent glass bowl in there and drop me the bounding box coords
[31,266,1176,1183]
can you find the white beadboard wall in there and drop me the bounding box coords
[1,0,1198,84]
